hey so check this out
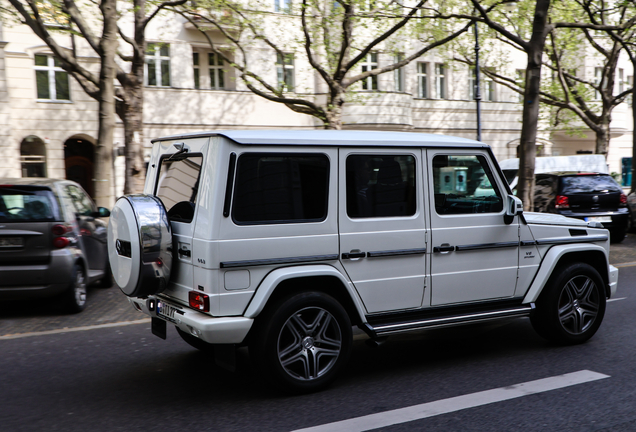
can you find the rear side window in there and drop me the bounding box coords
[346,154,416,218]
[559,175,622,194]
[232,153,329,224]
[0,186,58,222]
[156,155,203,223]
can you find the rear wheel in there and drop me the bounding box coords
[250,291,352,393]
[531,262,606,344]
[61,264,87,314]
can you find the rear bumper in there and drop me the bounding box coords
[558,210,628,230]
[129,296,254,344]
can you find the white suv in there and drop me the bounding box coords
[108,130,618,393]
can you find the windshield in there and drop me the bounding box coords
[0,186,59,222]
[559,175,622,194]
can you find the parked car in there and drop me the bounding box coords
[531,172,628,243]
[0,178,111,313]
[108,130,618,393]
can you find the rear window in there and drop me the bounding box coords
[0,186,58,222]
[559,175,622,194]
[232,153,329,224]
[155,154,203,223]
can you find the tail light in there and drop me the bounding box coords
[52,224,72,248]
[620,193,627,207]
[189,291,210,312]
[555,195,569,209]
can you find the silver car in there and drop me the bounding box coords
[0,178,111,313]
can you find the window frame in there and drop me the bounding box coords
[145,43,171,87]
[208,52,226,90]
[434,63,446,99]
[394,53,405,92]
[34,54,71,102]
[361,53,379,91]
[193,52,200,89]
[417,62,428,98]
[276,52,295,92]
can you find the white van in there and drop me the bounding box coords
[107,130,618,392]
[500,154,609,188]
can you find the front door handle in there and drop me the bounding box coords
[433,243,455,253]
[342,251,366,259]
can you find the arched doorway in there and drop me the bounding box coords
[20,136,47,177]
[64,137,95,197]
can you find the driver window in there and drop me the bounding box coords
[432,154,503,215]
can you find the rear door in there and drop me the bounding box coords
[0,185,57,286]
[338,149,427,313]
[426,149,519,306]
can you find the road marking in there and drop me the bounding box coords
[291,370,609,432]
[607,297,627,303]
[0,319,151,340]
[614,261,636,268]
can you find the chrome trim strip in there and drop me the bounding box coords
[366,248,427,258]
[455,241,519,252]
[372,305,535,335]
[521,240,537,246]
[535,235,608,245]
[220,254,339,269]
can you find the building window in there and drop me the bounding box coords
[20,136,47,178]
[209,53,225,89]
[515,69,525,102]
[628,75,633,105]
[193,52,200,89]
[619,68,624,94]
[594,67,603,100]
[435,63,446,99]
[276,53,294,91]
[274,0,291,12]
[417,62,428,98]
[34,54,70,101]
[146,43,170,87]
[394,53,405,92]
[361,53,378,91]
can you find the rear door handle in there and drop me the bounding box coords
[433,244,455,253]
[342,251,366,259]
[178,248,191,257]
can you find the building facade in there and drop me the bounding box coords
[0,7,633,207]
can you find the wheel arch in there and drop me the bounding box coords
[243,264,366,327]
[523,244,611,303]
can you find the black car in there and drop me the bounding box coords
[532,172,628,242]
[0,178,111,312]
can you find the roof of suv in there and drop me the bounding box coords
[151,129,487,148]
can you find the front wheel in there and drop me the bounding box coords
[250,291,352,393]
[531,262,606,345]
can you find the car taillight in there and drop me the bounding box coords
[189,291,210,312]
[555,195,569,209]
[52,224,72,248]
[620,193,627,207]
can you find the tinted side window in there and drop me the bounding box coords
[346,155,416,218]
[233,153,329,224]
[156,155,203,223]
[433,154,503,214]
[66,185,95,216]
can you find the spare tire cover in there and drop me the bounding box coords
[107,195,172,298]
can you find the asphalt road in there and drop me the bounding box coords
[0,235,635,431]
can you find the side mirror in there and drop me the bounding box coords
[95,207,111,218]
[504,195,523,224]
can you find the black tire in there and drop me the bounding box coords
[610,228,626,243]
[250,291,352,394]
[530,262,606,345]
[61,264,87,314]
[176,327,215,353]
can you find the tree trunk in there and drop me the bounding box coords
[92,0,118,208]
[595,121,610,158]
[631,85,636,194]
[122,87,146,194]
[517,0,551,212]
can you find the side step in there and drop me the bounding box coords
[361,303,535,338]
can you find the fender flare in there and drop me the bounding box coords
[243,264,367,321]
[522,243,610,304]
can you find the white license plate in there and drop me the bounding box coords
[585,216,612,223]
[156,300,177,323]
[0,237,23,248]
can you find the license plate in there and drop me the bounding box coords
[156,300,177,323]
[0,237,23,248]
[585,216,612,223]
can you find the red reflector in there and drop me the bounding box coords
[53,237,70,248]
[189,291,210,312]
[555,195,569,209]
[620,193,627,206]
[52,224,67,236]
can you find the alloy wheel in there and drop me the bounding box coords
[557,275,600,335]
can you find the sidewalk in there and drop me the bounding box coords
[1,234,635,338]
